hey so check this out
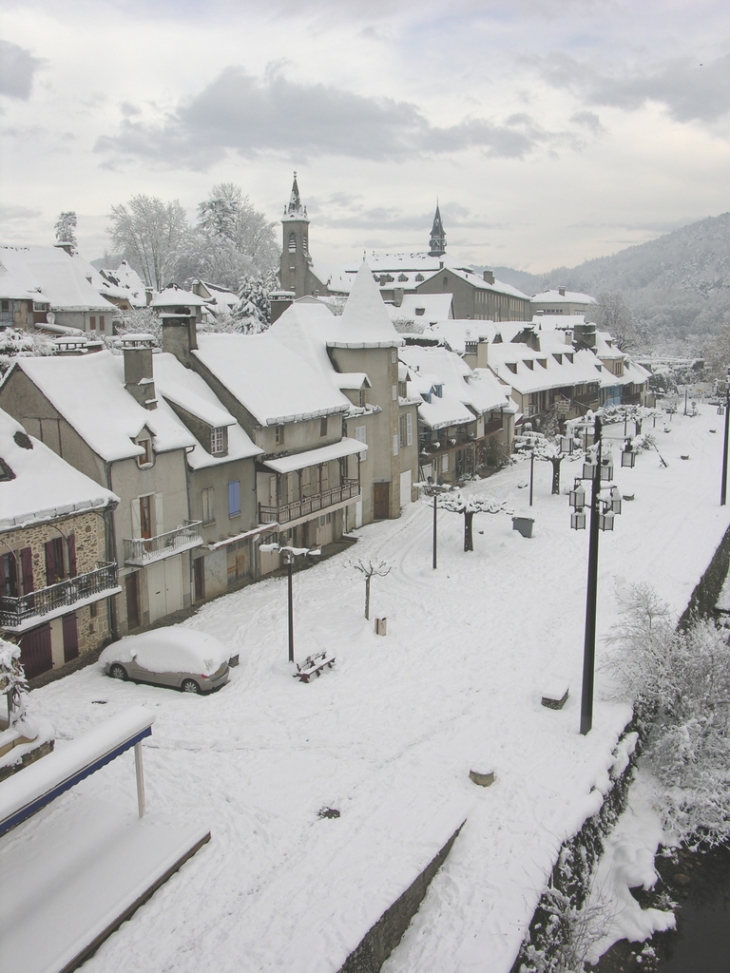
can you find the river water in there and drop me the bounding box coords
[594,844,730,972]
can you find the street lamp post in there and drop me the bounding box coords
[260,544,320,663]
[568,416,627,735]
[428,484,451,569]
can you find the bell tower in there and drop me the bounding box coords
[280,172,312,298]
[428,202,446,258]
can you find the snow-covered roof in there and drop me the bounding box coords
[97,261,147,307]
[531,289,597,305]
[441,266,530,300]
[263,437,367,474]
[400,346,511,429]
[150,284,207,308]
[0,408,118,531]
[8,351,197,462]
[328,262,403,349]
[152,354,262,470]
[193,333,351,426]
[427,320,500,354]
[0,246,118,312]
[486,341,604,395]
[594,331,626,361]
[532,313,587,330]
[387,293,454,325]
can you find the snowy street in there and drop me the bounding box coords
[13,406,730,973]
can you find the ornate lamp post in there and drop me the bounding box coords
[568,416,629,735]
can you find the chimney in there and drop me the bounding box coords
[53,241,74,256]
[558,286,566,297]
[160,308,198,365]
[393,287,404,307]
[483,270,495,285]
[573,322,596,348]
[145,287,154,306]
[121,334,157,409]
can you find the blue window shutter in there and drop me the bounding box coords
[228,480,241,517]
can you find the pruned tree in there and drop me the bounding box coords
[54,211,77,252]
[108,195,190,290]
[436,492,511,552]
[514,430,581,495]
[353,559,391,620]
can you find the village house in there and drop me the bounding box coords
[0,244,120,336]
[0,408,119,678]
[399,344,515,484]
[160,310,367,567]
[0,338,212,634]
[531,287,599,317]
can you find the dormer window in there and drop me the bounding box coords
[525,361,534,370]
[433,384,443,398]
[537,359,547,368]
[565,353,574,363]
[137,437,154,468]
[210,426,228,456]
[507,363,517,374]
[415,273,424,282]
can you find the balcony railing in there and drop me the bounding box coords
[0,562,118,628]
[259,479,360,525]
[123,520,204,566]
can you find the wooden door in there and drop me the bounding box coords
[62,613,79,662]
[20,625,52,679]
[194,557,205,601]
[126,573,140,629]
[374,482,390,520]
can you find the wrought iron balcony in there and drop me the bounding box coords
[0,562,119,629]
[123,520,204,566]
[258,479,360,525]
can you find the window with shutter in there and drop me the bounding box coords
[68,533,77,577]
[228,480,241,517]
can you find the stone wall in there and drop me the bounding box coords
[679,522,730,625]
[337,823,464,973]
[3,510,105,590]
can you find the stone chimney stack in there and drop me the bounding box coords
[160,308,198,366]
[393,288,404,308]
[483,270,495,285]
[558,285,566,296]
[121,334,157,410]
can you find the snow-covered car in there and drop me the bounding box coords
[99,629,230,694]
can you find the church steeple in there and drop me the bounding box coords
[428,202,446,257]
[284,171,308,221]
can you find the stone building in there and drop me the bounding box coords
[0,409,119,678]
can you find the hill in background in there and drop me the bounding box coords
[482,213,730,352]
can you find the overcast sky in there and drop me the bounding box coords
[2,0,730,274]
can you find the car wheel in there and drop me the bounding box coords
[181,679,201,694]
[109,664,127,681]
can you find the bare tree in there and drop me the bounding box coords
[353,559,391,620]
[108,195,190,290]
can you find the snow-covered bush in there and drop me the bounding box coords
[605,584,730,848]
[0,328,55,374]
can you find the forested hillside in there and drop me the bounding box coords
[489,213,730,351]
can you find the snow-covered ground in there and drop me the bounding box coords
[16,406,730,972]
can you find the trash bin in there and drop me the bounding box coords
[512,516,534,539]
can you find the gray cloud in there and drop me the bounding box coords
[95,65,572,168]
[539,52,730,124]
[0,40,45,100]
[0,203,42,221]
[569,110,605,136]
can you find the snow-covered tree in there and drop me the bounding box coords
[233,272,277,333]
[111,307,162,346]
[435,491,511,552]
[605,584,730,848]
[513,430,581,495]
[0,638,29,726]
[197,182,242,242]
[108,195,190,290]
[592,292,643,351]
[54,211,77,252]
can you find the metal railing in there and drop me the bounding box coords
[123,520,204,566]
[0,562,118,627]
[259,479,360,524]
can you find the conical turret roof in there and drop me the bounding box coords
[329,262,402,348]
[283,171,308,221]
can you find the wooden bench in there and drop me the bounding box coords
[294,652,335,683]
